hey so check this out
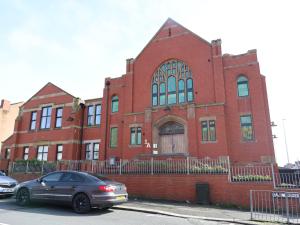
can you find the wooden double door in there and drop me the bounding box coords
[158,122,187,154]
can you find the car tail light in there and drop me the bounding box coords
[98,185,116,192]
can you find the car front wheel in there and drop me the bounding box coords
[72,193,91,214]
[16,188,30,206]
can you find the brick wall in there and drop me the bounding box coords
[11,172,295,208]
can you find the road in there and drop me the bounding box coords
[0,198,237,225]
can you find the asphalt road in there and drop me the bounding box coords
[0,198,236,225]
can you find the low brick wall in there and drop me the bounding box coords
[11,173,298,208]
[108,174,274,208]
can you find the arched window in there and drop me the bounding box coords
[178,79,185,103]
[167,76,176,104]
[159,83,166,105]
[152,84,158,106]
[111,96,119,113]
[237,76,249,97]
[187,78,193,102]
[151,59,193,106]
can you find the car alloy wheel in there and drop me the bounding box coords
[16,188,30,206]
[72,193,91,214]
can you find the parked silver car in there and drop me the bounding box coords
[15,171,128,213]
[0,171,18,197]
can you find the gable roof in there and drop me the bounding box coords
[135,18,211,61]
[21,82,77,107]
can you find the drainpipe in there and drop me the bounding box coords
[79,103,85,160]
[104,80,110,160]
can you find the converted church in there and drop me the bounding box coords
[0,18,275,170]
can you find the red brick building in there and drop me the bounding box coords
[0,18,275,169]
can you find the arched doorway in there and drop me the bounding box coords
[158,122,187,154]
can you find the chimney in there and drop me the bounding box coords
[126,58,134,73]
[0,99,11,111]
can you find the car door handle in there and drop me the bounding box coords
[50,186,55,189]
[72,185,77,188]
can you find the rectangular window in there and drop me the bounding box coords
[201,120,216,142]
[40,106,52,129]
[85,143,99,160]
[95,104,101,125]
[209,120,216,141]
[55,107,63,128]
[87,105,94,126]
[23,147,29,160]
[5,148,11,159]
[37,146,48,161]
[110,127,118,148]
[240,115,253,141]
[93,143,99,160]
[130,127,142,145]
[130,128,136,145]
[30,111,37,130]
[85,143,92,160]
[56,145,63,161]
[201,121,208,141]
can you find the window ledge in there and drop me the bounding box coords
[38,128,52,131]
[128,144,143,148]
[87,125,101,128]
[241,139,257,143]
[201,140,218,144]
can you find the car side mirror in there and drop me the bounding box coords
[37,178,42,183]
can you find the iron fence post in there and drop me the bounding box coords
[250,190,253,220]
[26,161,29,173]
[285,193,290,223]
[41,160,44,175]
[10,162,14,175]
[119,159,122,175]
[187,157,190,175]
[271,163,276,188]
[227,156,231,182]
[151,157,153,175]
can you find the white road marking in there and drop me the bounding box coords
[0,223,10,225]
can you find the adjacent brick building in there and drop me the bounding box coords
[0,99,23,153]
[0,18,276,170]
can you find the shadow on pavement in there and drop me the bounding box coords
[0,197,114,217]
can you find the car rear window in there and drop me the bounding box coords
[87,173,112,182]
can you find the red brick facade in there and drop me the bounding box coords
[0,18,275,169]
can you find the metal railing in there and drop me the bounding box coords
[250,190,300,224]
[274,173,300,189]
[230,164,273,182]
[10,157,229,175]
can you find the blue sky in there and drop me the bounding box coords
[1,0,299,166]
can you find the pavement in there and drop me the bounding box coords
[113,199,264,225]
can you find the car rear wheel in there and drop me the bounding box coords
[16,188,30,206]
[72,193,91,214]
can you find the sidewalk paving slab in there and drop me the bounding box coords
[112,199,269,225]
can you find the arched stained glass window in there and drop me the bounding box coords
[187,78,194,102]
[111,96,119,113]
[159,83,166,105]
[152,84,158,106]
[167,76,176,104]
[178,79,185,103]
[237,75,249,97]
[151,59,194,106]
